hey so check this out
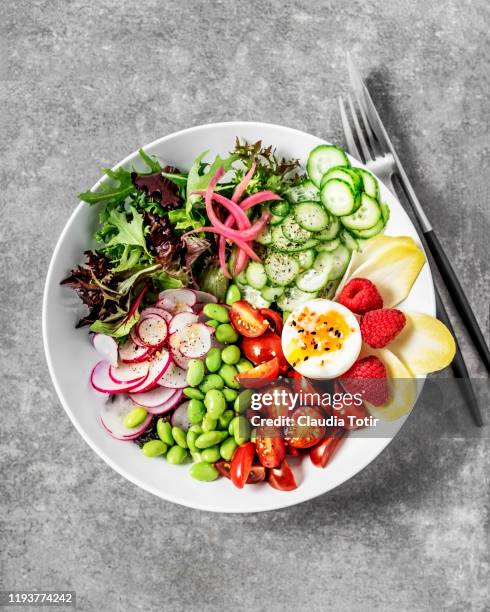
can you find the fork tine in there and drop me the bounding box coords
[347,94,373,162]
[338,96,362,162]
[352,87,380,157]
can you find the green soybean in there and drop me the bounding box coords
[157,419,174,445]
[221,345,241,365]
[219,364,240,389]
[202,414,218,432]
[183,387,205,400]
[234,389,253,413]
[187,399,206,424]
[186,430,199,453]
[204,389,226,419]
[219,409,234,430]
[166,445,188,464]
[123,407,148,429]
[234,415,251,445]
[225,284,241,306]
[200,373,224,393]
[222,387,238,402]
[236,358,254,374]
[186,359,205,387]
[205,347,222,373]
[228,417,236,436]
[189,424,203,434]
[191,451,204,463]
[220,437,238,461]
[171,426,188,449]
[142,439,167,457]
[215,323,239,344]
[195,430,228,449]
[189,461,219,481]
[201,445,221,463]
[206,319,219,329]
[203,303,229,323]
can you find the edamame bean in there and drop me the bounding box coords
[195,430,228,449]
[205,347,222,373]
[206,319,219,329]
[186,359,205,387]
[228,416,237,436]
[123,406,148,429]
[201,414,218,432]
[234,415,251,445]
[186,430,199,453]
[166,445,188,464]
[203,303,229,323]
[222,387,238,402]
[219,409,234,430]
[225,284,241,306]
[189,424,203,434]
[204,389,226,419]
[215,323,239,344]
[234,389,253,413]
[201,445,221,463]
[221,345,241,365]
[200,373,224,393]
[236,358,254,374]
[157,419,174,445]
[183,387,205,400]
[220,437,238,461]
[191,451,204,462]
[171,426,188,449]
[187,399,206,424]
[219,364,240,389]
[142,439,167,457]
[189,461,219,481]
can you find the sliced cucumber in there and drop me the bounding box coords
[234,268,248,285]
[316,215,340,241]
[270,201,290,217]
[350,218,385,238]
[264,251,300,286]
[284,179,320,204]
[316,238,341,252]
[246,262,267,290]
[239,284,271,309]
[261,285,284,301]
[307,145,350,187]
[313,251,334,275]
[320,279,340,299]
[340,229,359,251]
[321,166,362,195]
[294,248,316,271]
[277,286,319,312]
[296,267,329,292]
[327,244,351,280]
[270,225,319,253]
[340,193,381,231]
[321,179,359,216]
[380,201,390,224]
[356,168,379,200]
[294,201,329,232]
[281,215,313,243]
[269,211,286,226]
[256,225,272,245]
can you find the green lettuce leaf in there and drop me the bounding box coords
[105,205,149,254]
[186,150,238,214]
[89,312,140,338]
[79,167,134,206]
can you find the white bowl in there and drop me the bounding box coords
[43,122,435,513]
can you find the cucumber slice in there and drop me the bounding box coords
[320,279,340,299]
[350,218,385,238]
[270,225,319,252]
[321,179,358,216]
[256,225,272,245]
[356,168,379,199]
[307,145,350,188]
[326,244,351,280]
[313,251,334,275]
[261,285,284,301]
[321,167,362,196]
[296,267,329,292]
[234,268,248,285]
[380,201,390,224]
[246,262,267,290]
[281,215,313,243]
[239,285,271,309]
[284,179,320,204]
[270,201,290,217]
[264,251,300,286]
[277,286,319,312]
[316,238,341,252]
[340,193,381,231]
[294,201,329,232]
[316,215,340,241]
[294,248,316,271]
[340,229,359,251]
[269,211,286,226]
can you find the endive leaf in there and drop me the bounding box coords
[388,311,456,375]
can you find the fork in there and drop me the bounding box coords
[338,65,484,426]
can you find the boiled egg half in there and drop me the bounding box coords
[282,299,362,379]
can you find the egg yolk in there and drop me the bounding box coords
[286,307,354,367]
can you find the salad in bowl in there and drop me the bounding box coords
[45,122,455,510]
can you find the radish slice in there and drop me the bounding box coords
[119,338,151,364]
[140,307,173,322]
[171,400,191,431]
[91,361,146,394]
[192,290,217,304]
[157,298,193,315]
[171,348,190,370]
[169,312,199,334]
[130,326,147,348]
[100,395,152,440]
[129,385,176,409]
[109,360,149,384]
[157,361,187,388]
[137,314,168,348]
[158,288,196,307]
[177,323,212,359]
[127,349,171,393]
[92,334,118,367]
[144,390,184,415]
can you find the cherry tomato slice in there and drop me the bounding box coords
[309,427,346,468]
[242,331,286,367]
[259,308,283,334]
[333,381,368,430]
[255,428,286,468]
[230,442,255,489]
[285,406,327,449]
[229,301,269,338]
[236,357,280,388]
[216,459,266,484]
[267,459,298,491]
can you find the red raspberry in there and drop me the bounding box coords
[361,309,406,348]
[340,356,389,406]
[338,278,383,315]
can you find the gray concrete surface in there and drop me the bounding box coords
[1,1,489,610]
